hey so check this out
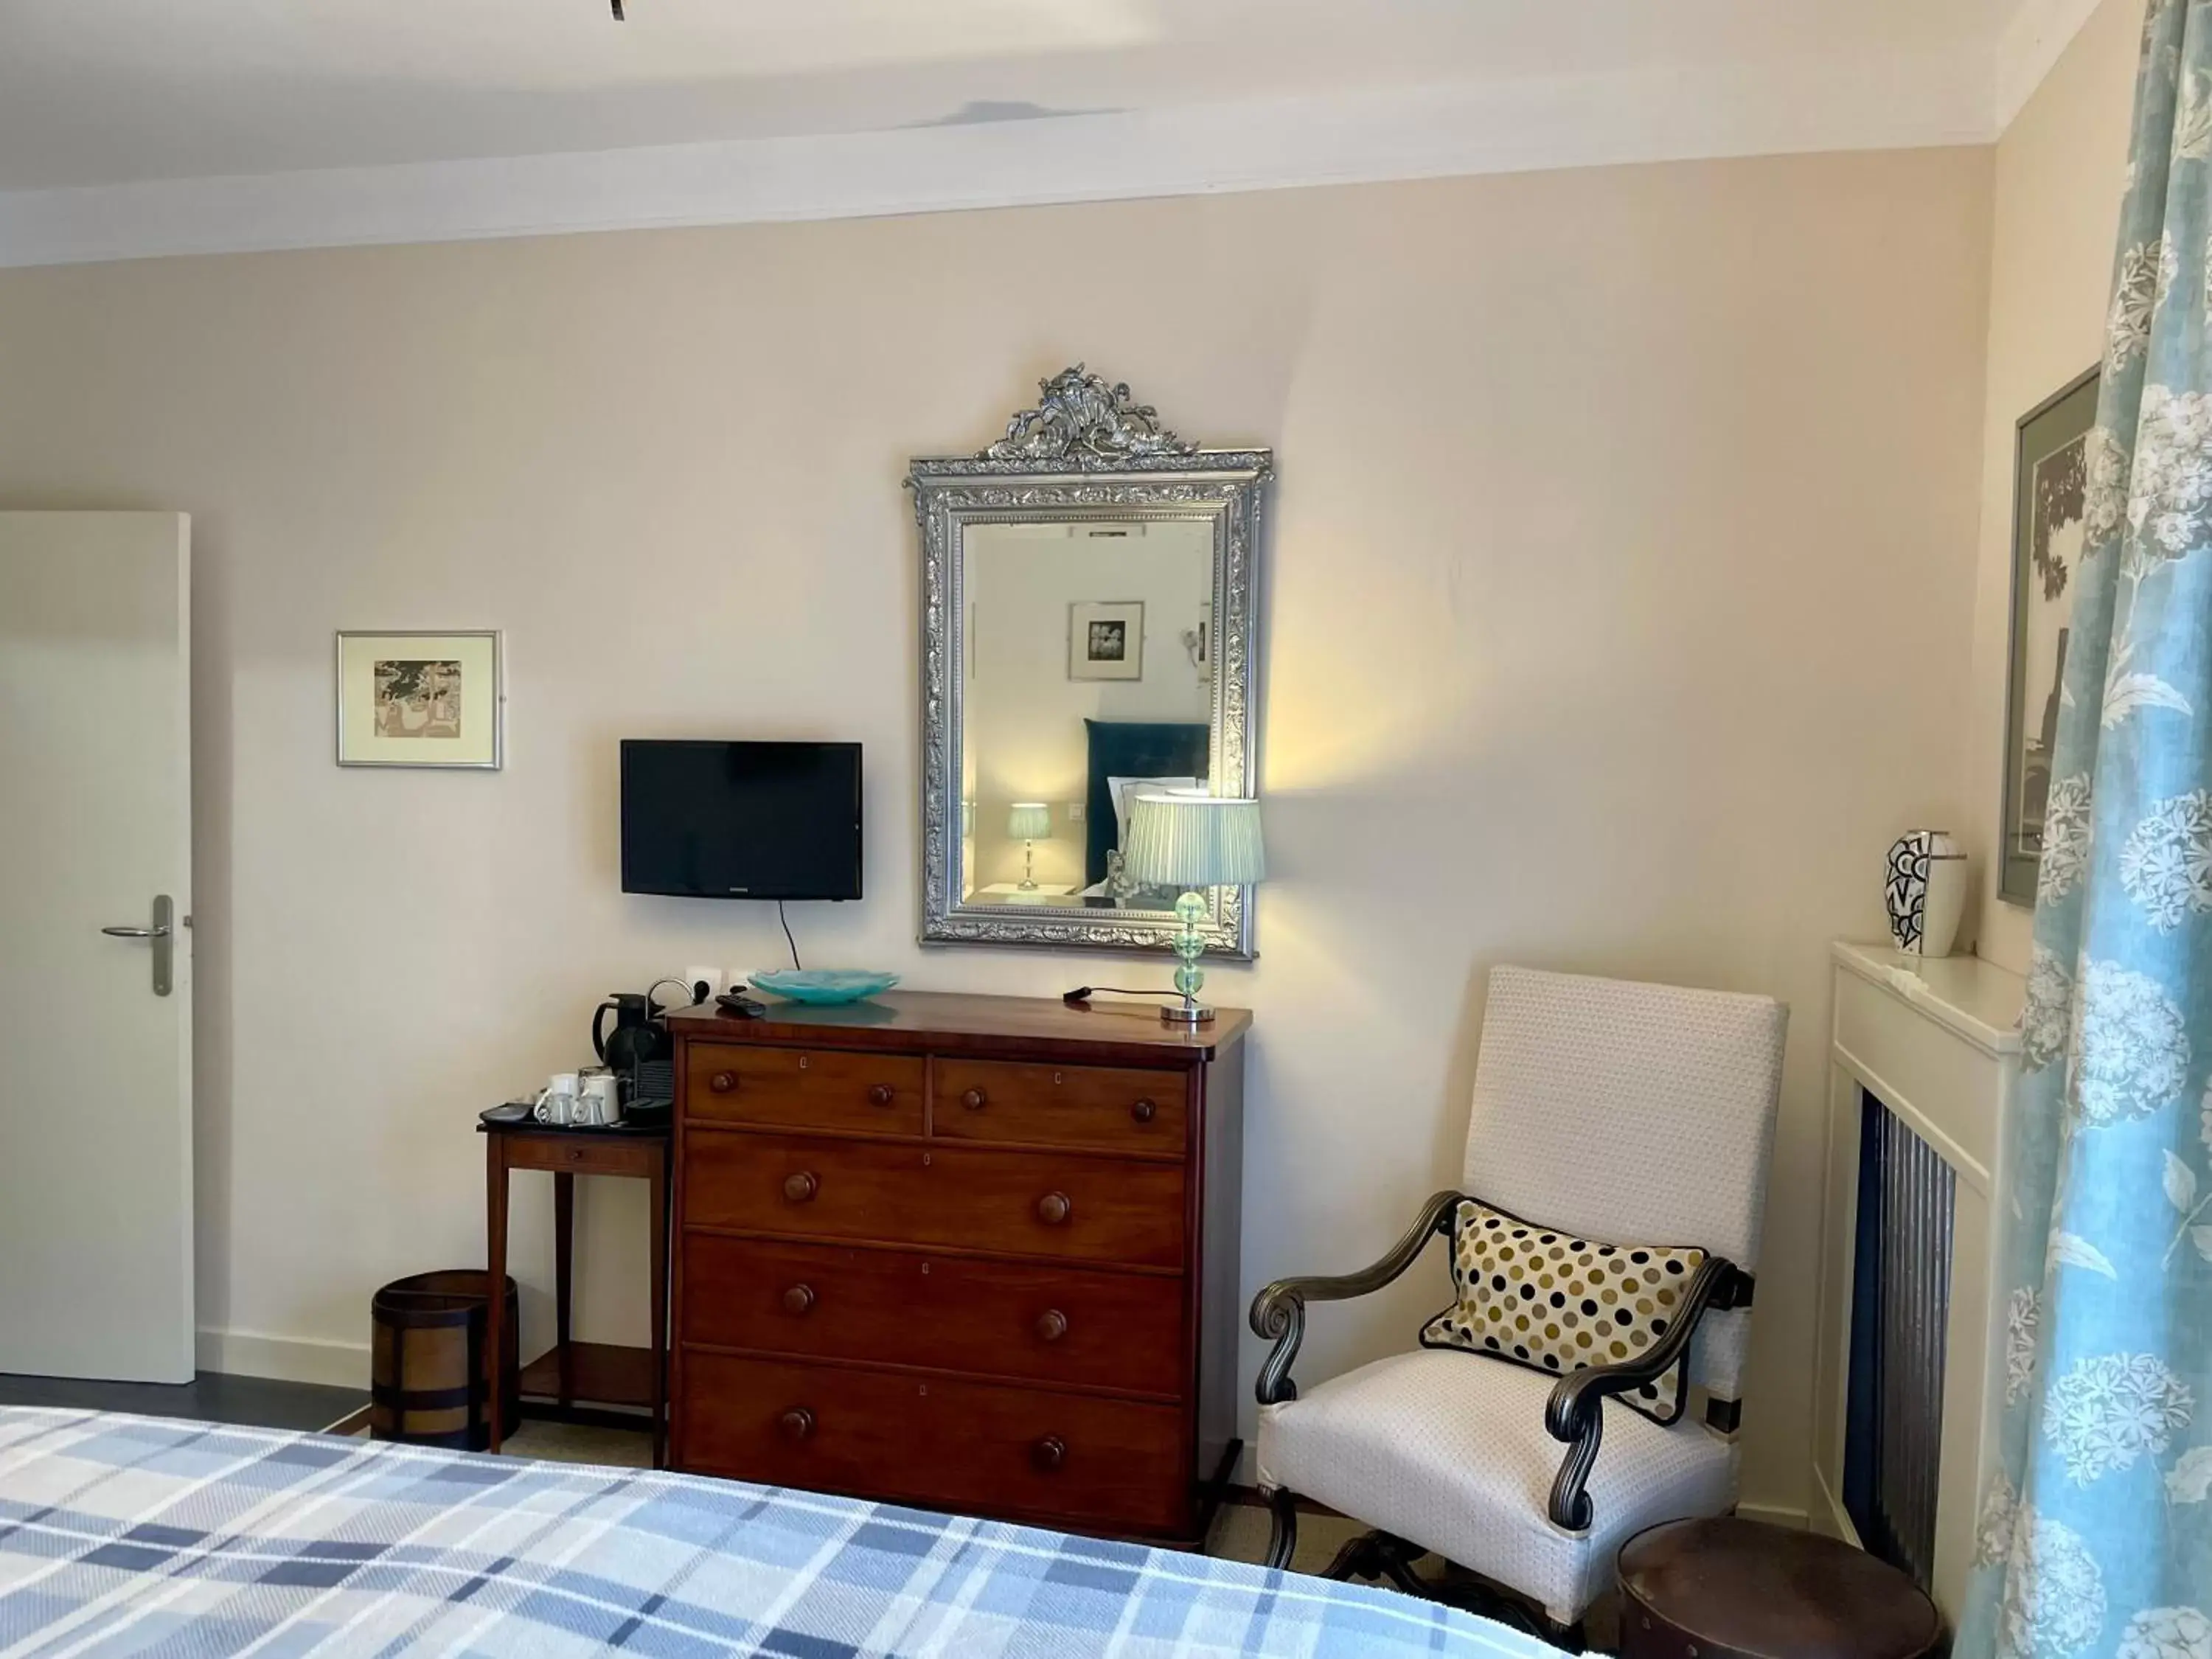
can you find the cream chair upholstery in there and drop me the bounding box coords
[1252,966,1786,1632]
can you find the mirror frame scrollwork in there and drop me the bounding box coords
[912,366,1270,957]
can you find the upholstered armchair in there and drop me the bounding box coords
[1251,967,1786,1639]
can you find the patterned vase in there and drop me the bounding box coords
[1884,830,1968,956]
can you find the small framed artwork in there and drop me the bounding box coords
[336,630,503,769]
[2000,366,2098,905]
[1070,600,1144,681]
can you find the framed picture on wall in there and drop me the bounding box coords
[2000,367,2098,905]
[1068,600,1144,681]
[336,630,504,768]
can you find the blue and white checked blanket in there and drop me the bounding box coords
[0,1409,1550,1657]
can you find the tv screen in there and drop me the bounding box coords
[621,740,862,901]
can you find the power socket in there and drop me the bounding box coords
[681,964,724,1005]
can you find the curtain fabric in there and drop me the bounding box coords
[1963,4,2212,1655]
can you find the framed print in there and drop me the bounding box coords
[2000,367,2098,905]
[336,630,503,768]
[1069,600,1144,681]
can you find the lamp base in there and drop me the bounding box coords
[1160,1001,1216,1026]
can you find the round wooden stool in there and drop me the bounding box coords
[1618,1517,1941,1659]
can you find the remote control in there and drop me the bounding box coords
[716,992,769,1018]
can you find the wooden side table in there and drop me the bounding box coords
[480,1117,671,1465]
[1618,1517,1942,1659]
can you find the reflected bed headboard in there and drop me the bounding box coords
[1082,719,1210,886]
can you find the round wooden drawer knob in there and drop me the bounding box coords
[867,1083,895,1107]
[782,1172,819,1203]
[961,1088,988,1112]
[1130,1098,1156,1124]
[1032,1435,1066,1472]
[709,1071,737,1093]
[1034,1309,1068,1343]
[779,1408,815,1442]
[1036,1192,1071,1225]
[782,1284,815,1316]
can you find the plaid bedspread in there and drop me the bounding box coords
[0,1409,1549,1657]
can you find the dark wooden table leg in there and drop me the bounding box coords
[485,1137,509,1454]
[648,1147,669,1470]
[554,1169,575,1408]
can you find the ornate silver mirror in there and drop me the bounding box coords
[912,366,1270,956]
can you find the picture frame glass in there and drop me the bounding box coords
[337,631,502,768]
[1069,599,1145,681]
[2001,369,2098,905]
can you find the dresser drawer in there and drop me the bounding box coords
[933,1060,1188,1155]
[679,1352,1189,1534]
[684,1131,1186,1268]
[684,1044,923,1136]
[681,1234,1186,1397]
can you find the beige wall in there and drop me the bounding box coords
[1969,0,2140,974]
[0,147,1994,1515]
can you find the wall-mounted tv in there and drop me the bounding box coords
[620,740,862,901]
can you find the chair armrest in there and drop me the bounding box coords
[1542,1257,1750,1531]
[1249,1189,1462,1407]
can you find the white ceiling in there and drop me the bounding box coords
[0,0,2102,268]
[1,0,2033,190]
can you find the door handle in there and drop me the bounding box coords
[100,895,175,996]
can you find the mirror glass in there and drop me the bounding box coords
[958,518,1215,914]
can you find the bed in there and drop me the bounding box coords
[1082,719,1210,888]
[0,1408,1550,1658]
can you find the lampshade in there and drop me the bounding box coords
[1123,793,1265,887]
[1006,801,1052,841]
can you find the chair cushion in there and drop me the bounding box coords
[1256,1349,1738,1623]
[1419,1197,1707,1425]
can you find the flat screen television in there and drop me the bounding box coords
[620,740,862,901]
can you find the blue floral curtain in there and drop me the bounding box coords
[1962,4,2212,1655]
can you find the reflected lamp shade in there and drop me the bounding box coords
[1006,802,1053,841]
[1123,794,1265,888]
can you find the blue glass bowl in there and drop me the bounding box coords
[750,970,902,1005]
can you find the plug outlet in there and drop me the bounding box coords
[681,964,724,1004]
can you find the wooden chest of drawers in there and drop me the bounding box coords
[667,992,1248,1543]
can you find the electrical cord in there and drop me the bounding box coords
[778,900,802,972]
[1062,984,1180,1006]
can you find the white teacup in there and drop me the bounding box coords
[578,1071,622,1127]
[534,1071,581,1125]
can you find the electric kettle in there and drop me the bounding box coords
[592,990,670,1074]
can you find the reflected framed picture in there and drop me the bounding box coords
[2000,367,2098,905]
[1069,600,1144,681]
[336,630,503,769]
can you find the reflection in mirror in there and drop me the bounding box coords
[959,518,1214,913]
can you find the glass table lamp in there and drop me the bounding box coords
[1121,793,1265,1024]
[1006,801,1052,890]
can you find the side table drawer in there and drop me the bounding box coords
[501,1134,660,1177]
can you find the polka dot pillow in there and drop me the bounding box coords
[1418,1197,1707,1425]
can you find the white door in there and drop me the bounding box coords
[0,513,193,1382]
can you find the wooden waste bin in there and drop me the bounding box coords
[369,1270,521,1451]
